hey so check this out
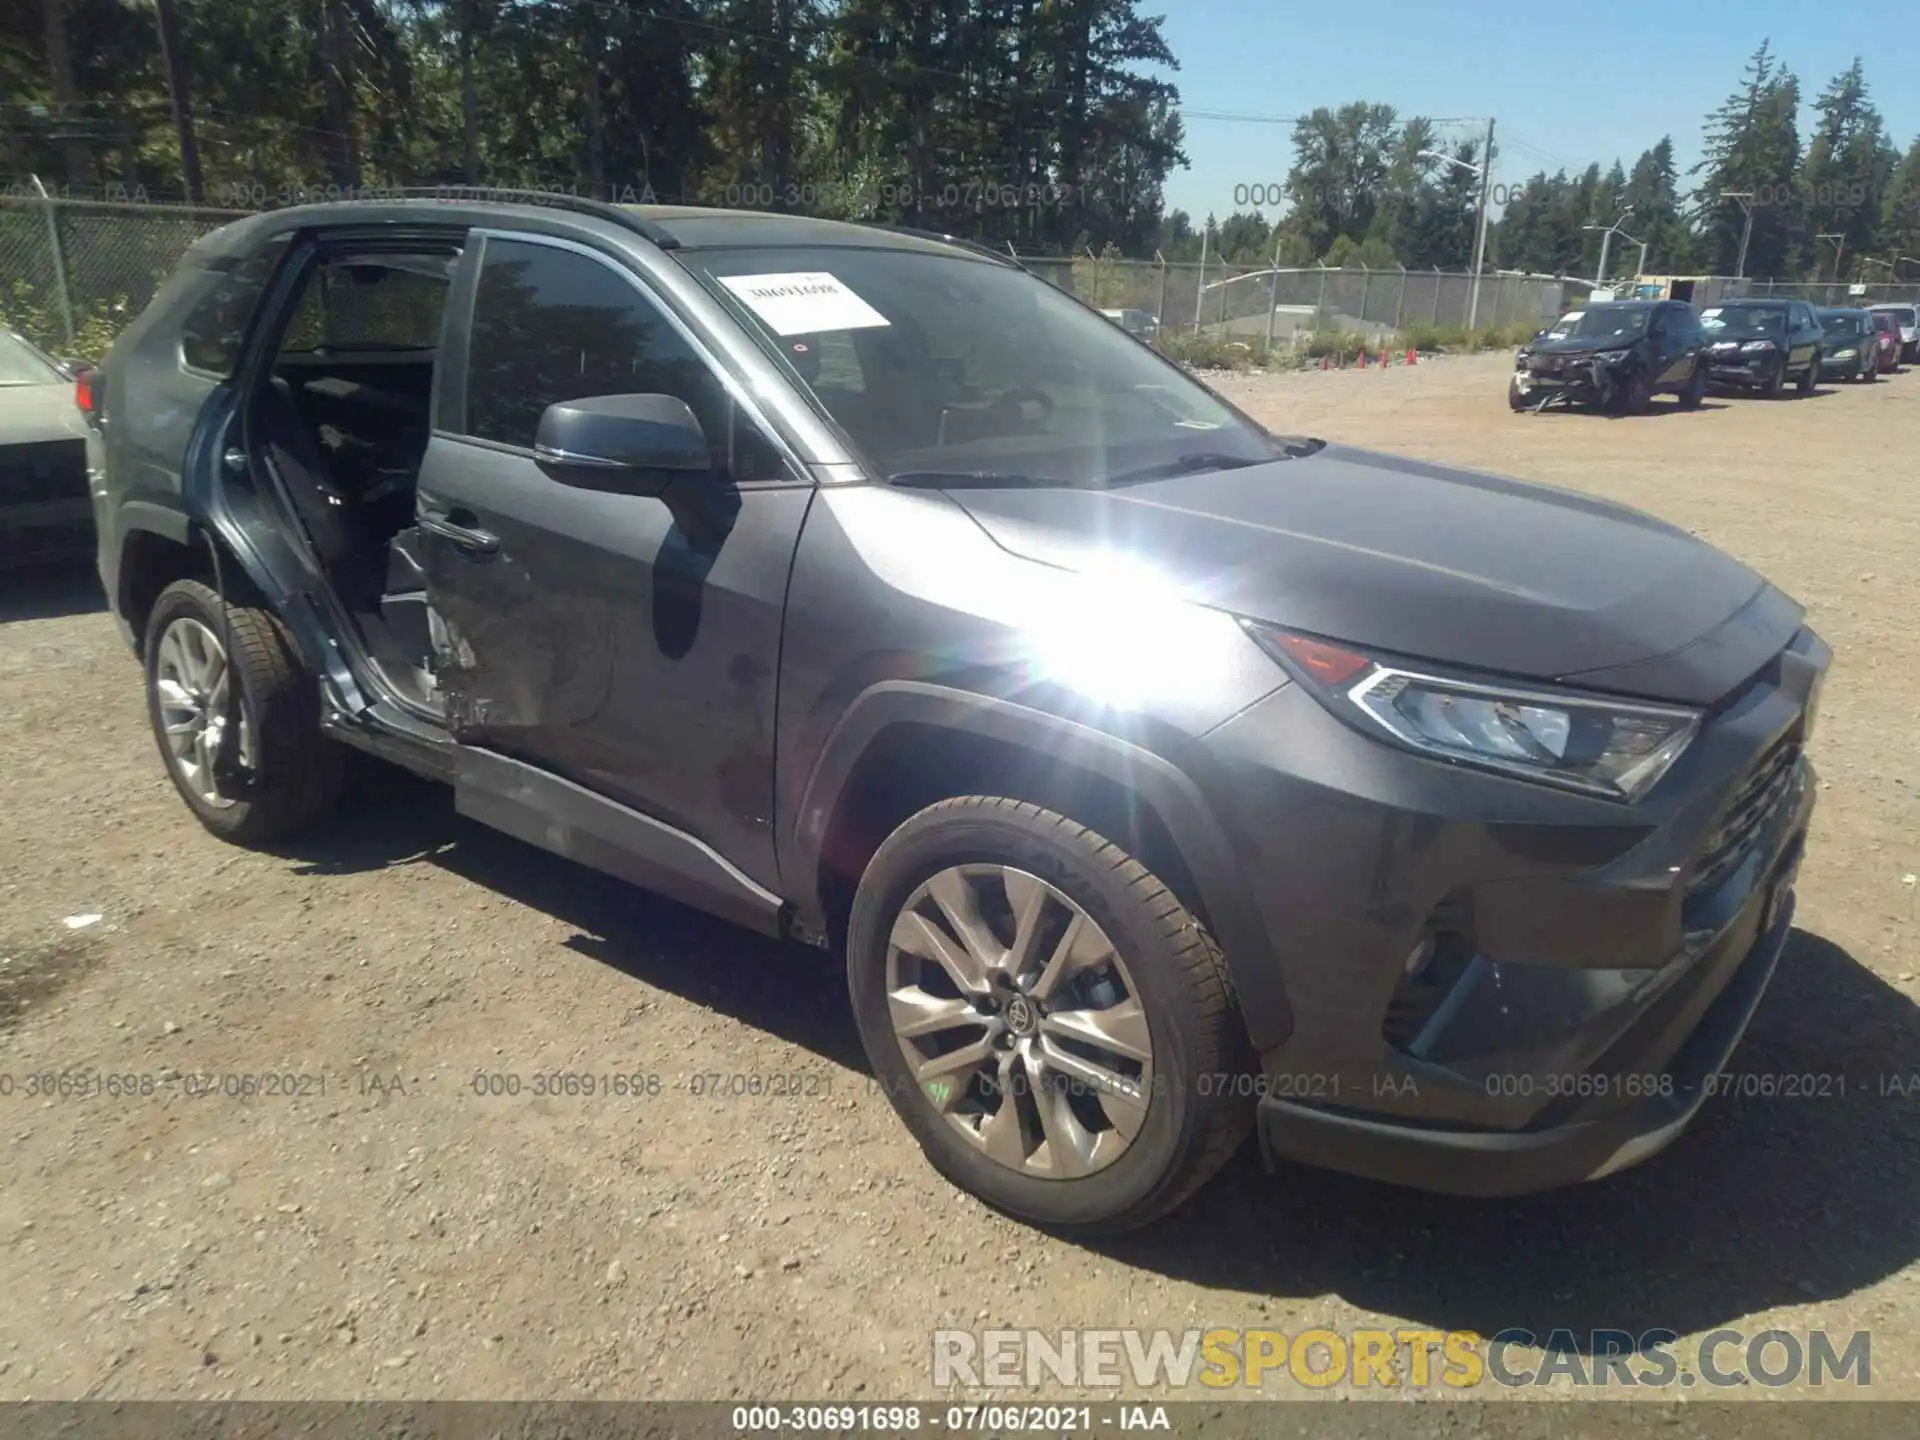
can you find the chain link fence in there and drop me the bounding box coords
[1023,255,1571,352]
[0,192,249,359]
[6,192,1917,365]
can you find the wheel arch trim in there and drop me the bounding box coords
[789,680,1293,1050]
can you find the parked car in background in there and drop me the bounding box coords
[1868,302,1918,364]
[1509,300,1707,413]
[1870,310,1903,373]
[1816,308,1880,383]
[1100,308,1160,341]
[1700,299,1824,397]
[0,327,94,570]
[87,195,1827,1231]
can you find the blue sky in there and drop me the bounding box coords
[1155,0,1920,222]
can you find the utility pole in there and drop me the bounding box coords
[1466,117,1495,331]
[1193,221,1210,336]
[153,0,205,204]
[1721,190,1756,281]
[38,0,93,190]
[1583,209,1634,289]
[1815,232,1845,282]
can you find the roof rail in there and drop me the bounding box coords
[862,222,1026,270]
[349,186,680,249]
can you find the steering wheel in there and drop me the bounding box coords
[990,387,1055,424]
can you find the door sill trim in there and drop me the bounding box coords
[454,745,788,939]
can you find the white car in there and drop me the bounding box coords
[1099,308,1161,340]
[0,328,92,569]
[1868,303,1919,364]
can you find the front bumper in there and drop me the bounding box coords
[1513,357,1617,403]
[1196,625,1826,1197]
[1706,352,1778,384]
[1256,844,1801,1196]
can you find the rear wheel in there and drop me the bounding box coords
[847,797,1253,1233]
[144,580,345,844]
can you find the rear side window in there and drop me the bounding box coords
[281,256,453,353]
[179,237,290,376]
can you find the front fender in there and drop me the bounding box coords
[788,680,1294,1051]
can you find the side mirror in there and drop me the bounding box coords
[533,393,711,496]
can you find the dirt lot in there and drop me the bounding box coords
[1,352,1916,1405]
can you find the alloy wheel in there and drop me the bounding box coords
[153,616,253,809]
[884,864,1154,1179]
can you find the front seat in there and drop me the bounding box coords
[252,377,375,601]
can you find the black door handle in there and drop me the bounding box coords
[419,508,500,555]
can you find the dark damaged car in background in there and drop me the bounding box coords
[80,195,1828,1232]
[1509,300,1709,414]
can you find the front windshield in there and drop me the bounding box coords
[1820,311,1868,335]
[1544,306,1649,341]
[0,330,64,386]
[1702,305,1787,335]
[679,246,1277,485]
[1876,307,1917,326]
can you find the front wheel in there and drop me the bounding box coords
[847,797,1253,1233]
[1798,355,1819,394]
[144,579,345,844]
[1507,375,1529,411]
[1761,360,1787,399]
[1614,370,1654,415]
[1677,364,1708,409]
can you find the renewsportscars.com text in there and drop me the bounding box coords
[932,1327,1871,1390]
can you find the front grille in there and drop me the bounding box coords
[0,439,88,506]
[1688,730,1802,896]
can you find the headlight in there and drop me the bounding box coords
[1243,625,1702,803]
[1832,347,1857,359]
[1740,339,1777,352]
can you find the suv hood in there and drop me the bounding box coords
[1523,333,1643,356]
[944,444,1801,705]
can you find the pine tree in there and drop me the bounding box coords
[1692,40,1803,277]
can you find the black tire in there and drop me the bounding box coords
[1614,370,1653,415]
[1761,359,1786,399]
[1677,363,1708,409]
[847,797,1253,1234]
[144,579,345,844]
[1507,376,1528,411]
[1862,360,1877,383]
[1798,354,1819,394]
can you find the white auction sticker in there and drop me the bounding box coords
[718,272,891,336]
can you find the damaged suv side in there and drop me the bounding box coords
[89,196,1825,1232]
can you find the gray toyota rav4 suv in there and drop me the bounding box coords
[85,193,1827,1232]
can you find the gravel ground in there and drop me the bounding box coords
[1,351,1916,1405]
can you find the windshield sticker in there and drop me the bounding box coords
[718,272,891,336]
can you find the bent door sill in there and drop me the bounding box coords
[454,745,786,939]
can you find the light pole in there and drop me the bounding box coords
[1418,120,1497,330]
[1721,190,1756,280]
[1582,208,1634,289]
[1816,232,1845,282]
